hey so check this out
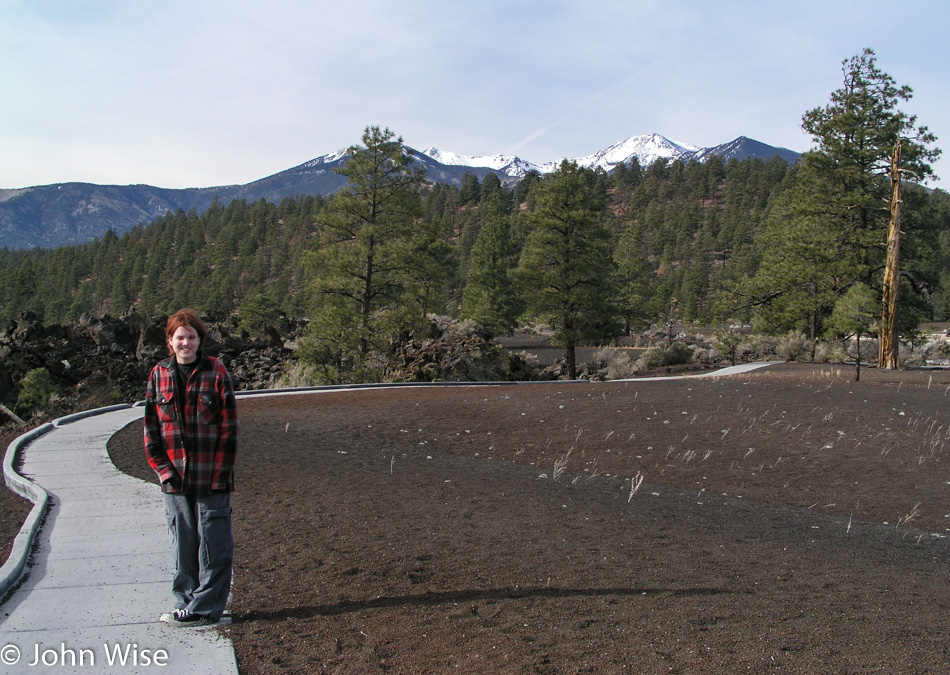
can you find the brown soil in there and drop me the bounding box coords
[0,428,35,574]
[103,362,950,672]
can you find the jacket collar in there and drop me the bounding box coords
[160,350,210,371]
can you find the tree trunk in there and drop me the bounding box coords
[855,326,862,382]
[0,402,25,426]
[566,344,577,380]
[809,309,817,361]
[879,141,902,369]
[359,234,375,359]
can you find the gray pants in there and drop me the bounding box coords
[163,492,234,620]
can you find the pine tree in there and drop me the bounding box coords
[459,173,481,205]
[744,189,853,354]
[460,194,521,334]
[403,211,453,321]
[679,229,714,321]
[302,126,427,381]
[828,283,877,380]
[744,49,939,357]
[613,224,654,332]
[800,48,939,367]
[514,161,619,378]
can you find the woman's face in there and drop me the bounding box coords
[169,325,200,364]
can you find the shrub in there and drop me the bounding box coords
[692,345,720,365]
[776,331,810,361]
[430,315,481,341]
[635,342,694,371]
[635,346,666,371]
[666,341,695,366]
[17,367,59,415]
[584,347,670,380]
[584,347,612,378]
[713,327,746,365]
[738,334,778,361]
[815,342,847,363]
[904,338,950,366]
[924,337,950,359]
[607,354,639,380]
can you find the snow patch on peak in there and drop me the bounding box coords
[421,148,476,166]
[422,148,541,178]
[324,147,350,163]
[303,148,350,169]
[567,134,700,172]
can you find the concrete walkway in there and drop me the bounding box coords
[616,360,784,381]
[0,406,238,674]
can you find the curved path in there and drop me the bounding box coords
[0,406,238,674]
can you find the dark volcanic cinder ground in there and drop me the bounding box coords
[0,428,34,572]
[101,363,950,673]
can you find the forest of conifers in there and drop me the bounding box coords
[1,50,947,387]
[0,151,948,337]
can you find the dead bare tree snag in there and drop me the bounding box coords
[879,140,902,370]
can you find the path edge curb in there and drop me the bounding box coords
[1,422,54,600]
[0,403,134,599]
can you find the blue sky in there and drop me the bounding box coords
[2,0,947,190]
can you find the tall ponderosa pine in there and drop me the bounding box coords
[302,126,426,381]
[802,49,938,366]
[514,161,619,378]
[745,49,939,359]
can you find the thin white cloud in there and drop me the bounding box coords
[506,58,671,157]
[0,0,946,189]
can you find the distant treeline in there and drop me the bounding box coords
[1,153,948,333]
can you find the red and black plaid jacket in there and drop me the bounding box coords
[144,352,238,494]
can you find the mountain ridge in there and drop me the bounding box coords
[0,134,800,250]
[421,133,799,176]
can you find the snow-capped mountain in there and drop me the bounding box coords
[310,134,723,184]
[422,133,797,179]
[556,133,700,173]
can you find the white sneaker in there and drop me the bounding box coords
[160,608,218,627]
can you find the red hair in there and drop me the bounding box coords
[165,309,207,355]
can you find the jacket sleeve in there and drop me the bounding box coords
[143,366,178,485]
[209,364,239,491]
